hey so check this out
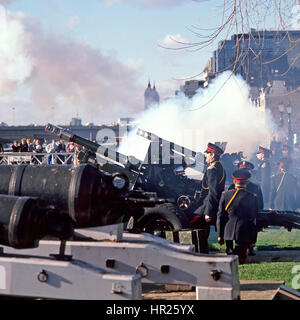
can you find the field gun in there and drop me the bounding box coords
[45,124,205,202]
[134,128,205,202]
[0,183,147,300]
[45,124,207,232]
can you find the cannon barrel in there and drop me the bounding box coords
[0,164,106,227]
[136,128,205,170]
[45,123,142,188]
[0,194,73,249]
[0,164,163,228]
[45,123,99,153]
[257,209,300,231]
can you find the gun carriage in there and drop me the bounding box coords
[45,124,206,233]
[0,163,240,300]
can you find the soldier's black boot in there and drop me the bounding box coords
[225,240,234,255]
[248,247,256,256]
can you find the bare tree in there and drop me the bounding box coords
[162,0,300,91]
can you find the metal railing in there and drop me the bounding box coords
[0,152,77,165]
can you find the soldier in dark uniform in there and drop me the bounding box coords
[189,142,226,253]
[228,160,264,210]
[228,160,263,256]
[270,158,300,211]
[217,170,258,264]
[280,144,297,176]
[256,146,272,209]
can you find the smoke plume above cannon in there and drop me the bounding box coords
[119,72,277,161]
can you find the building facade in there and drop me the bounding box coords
[175,79,207,98]
[210,29,300,141]
[212,30,300,90]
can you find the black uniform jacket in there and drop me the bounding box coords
[270,171,300,211]
[217,188,258,244]
[256,160,271,208]
[228,181,264,210]
[195,161,226,221]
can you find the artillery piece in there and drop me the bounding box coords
[0,163,163,228]
[45,123,207,232]
[0,164,171,300]
[0,163,240,300]
[0,187,145,300]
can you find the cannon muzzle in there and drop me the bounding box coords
[0,194,73,249]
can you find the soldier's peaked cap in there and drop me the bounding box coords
[232,169,251,181]
[205,143,224,156]
[257,146,271,154]
[238,160,254,170]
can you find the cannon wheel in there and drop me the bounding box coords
[137,203,182,237]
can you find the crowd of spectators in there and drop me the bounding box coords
[3,138,82,165]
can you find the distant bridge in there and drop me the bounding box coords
[0,124,122,144]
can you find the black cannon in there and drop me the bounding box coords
[257,209,300,232]
[45,123,205,202]
[0,164,163,228]
[45,124,207,232]
[0,194,73,249]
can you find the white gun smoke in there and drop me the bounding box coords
[119,72,277,163]
[0,0,14,5]
[0,7,32,94]
[0,5,144,125]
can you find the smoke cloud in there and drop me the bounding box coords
[119,72,277,162]
[0,5,144,125]
[0,6,32,94]
[0,0,14,5]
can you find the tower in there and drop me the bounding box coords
[144,80,160,110]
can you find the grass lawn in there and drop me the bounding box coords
[238,262,300,291]
[208,227,300,292]
[208,227,300,251]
